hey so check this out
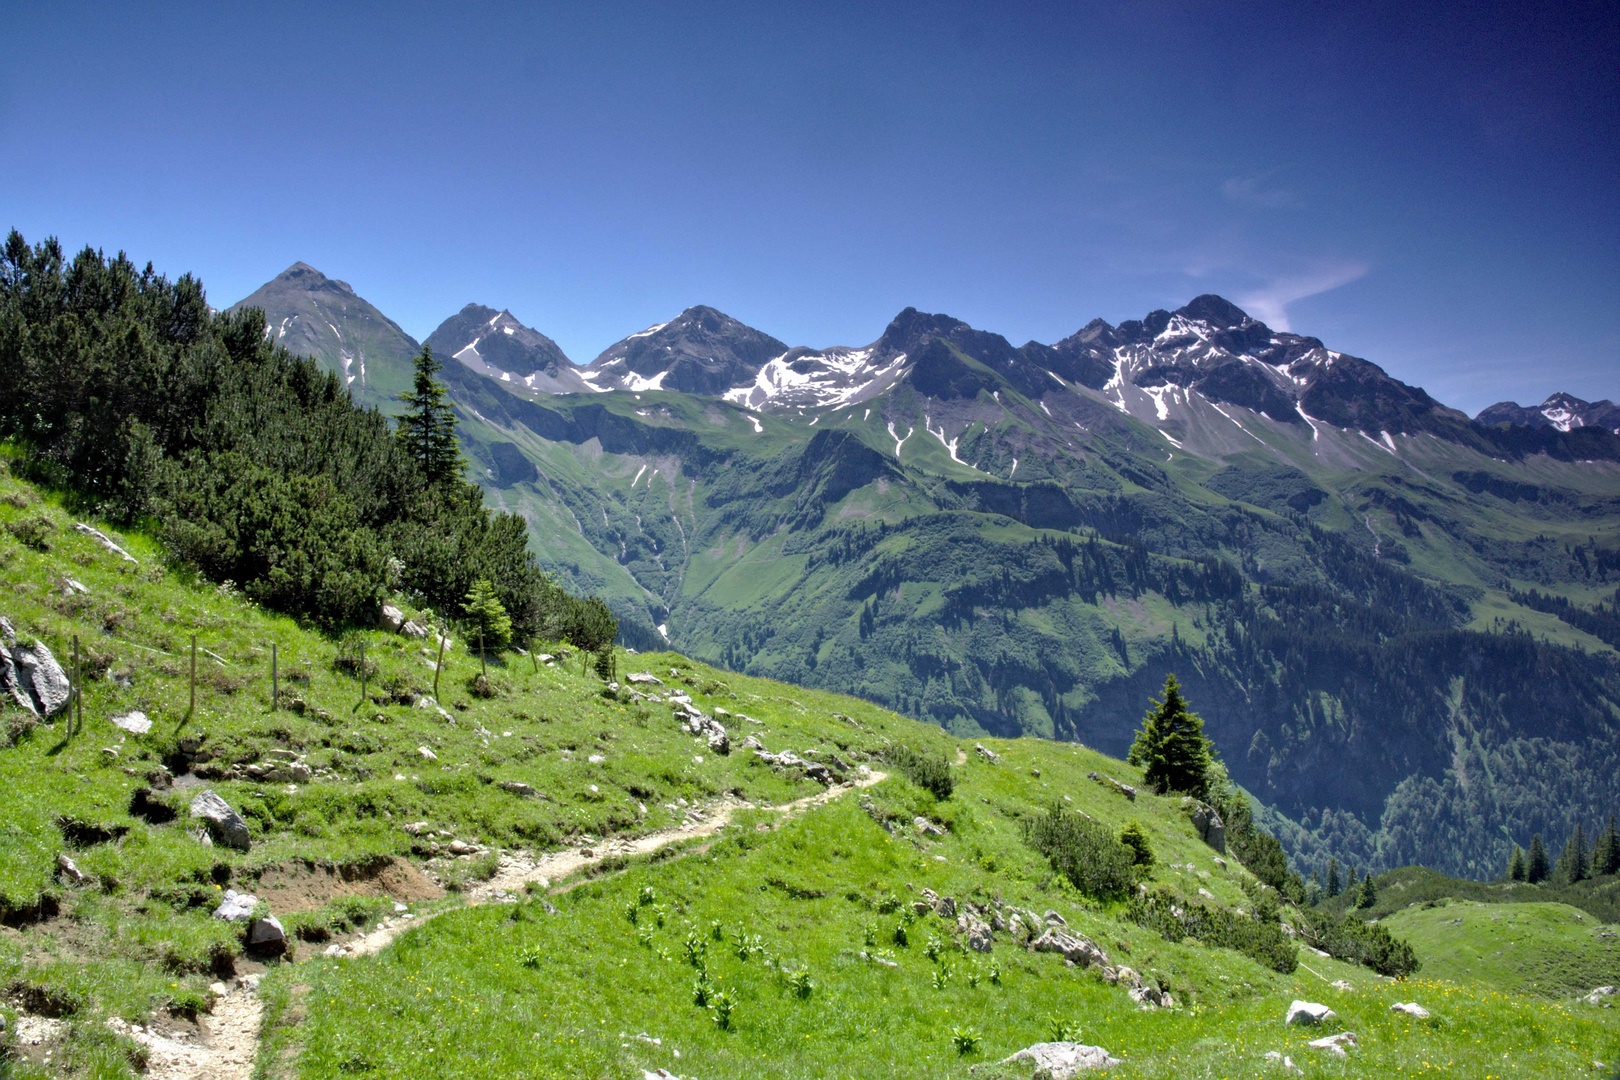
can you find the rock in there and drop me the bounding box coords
[974,742,1000,763]
[1284,1000,1336,1026]
[378,603,406,632]
[1129,984,1174,1009]
[1087,770,1137,800]
[0,642,35,715]
[447,839,478,856]
[73,522,138,562]
[914,816,946,837]
[214,889,259,922]
[11,638,71,717]
[1213,856,1227,870]
[248,915,286,949]
[1186,801,1226,853]
[1263,1050,1302,1074]
[641,1070,686,1080]
[55,853,85,884]
[1044,910,1068,927]
[209,981,229,997]
[753,748,836,785]
[1197,887,1215,900]
[1330,980,1355,992]
[1585,986,1616,1005]
[707,728,730,755]
[189,790,251,850]
[1390,1001,1430,1019]
[417,745,438,761]
[960,912,994,953]
[499,781,537,798]
[400,619,428,638]
[992,1041,1121,1076]
[109,711,151,735]
[627,672,665,686]
[1306,1031,1357,1057]
[934,894,957,918]
[1031,928,1110,969]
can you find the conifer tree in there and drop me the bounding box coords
[464,578,513,651]
[397,346,464,485]
[1127,674,1214,800]
[1326,857,1341,898]
[1526,834,1550,884]
[1508,844,1526,882]
[1593,815,1620,877]
[1558,824,1589,884]
[1356,872,1377,909]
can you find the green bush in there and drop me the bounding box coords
[1023,801,1138,901]
[1120,821,1155,867]
[1301,909,1421,977]
[1127,888,1298,974]
[885,744,953,801]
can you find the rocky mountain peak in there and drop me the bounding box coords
[423,303,581,393]
[1476,392,1620,433]
[584,306,789,396]
[1176,294,1252,329]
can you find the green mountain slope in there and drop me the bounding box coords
[1,464,1614,1078]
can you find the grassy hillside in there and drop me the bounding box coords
[1,467,1616,1078]
[1379,900,1619,999]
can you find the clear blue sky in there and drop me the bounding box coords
[4,1,1616,413]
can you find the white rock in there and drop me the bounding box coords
[626,672,665,686]
[994,1041,1120,1076]
[248,915,286,948]
[213,889,259,922]
[1285,1000,1336,1026]
[55,853,85,884]
[1330,980,1355,991]
[73,522,138,562]
[378,604,406,632]
[1390,1001,1431,1019]
[11,638,70,716]
[1263,1050,1302,1074]
[1307,1031,1357,1056]
[417,745,438,761]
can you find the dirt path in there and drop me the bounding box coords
[343,769,887,958]
[111,981,262,1080]
[44,769,886,1080]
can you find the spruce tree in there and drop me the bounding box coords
[1593,815,1620,877]
[1508,844,1526,882]
[1127,674,1214,800]
[1356,872,1377,909]
[397,346,465,485]
[464,578,513,651]
[1526,834,1550,884]
[1326,857,1341,898]
[1559,824,1589,884]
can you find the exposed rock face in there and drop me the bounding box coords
[1030,928,1111,970]
[378,603,405,632]
[753,748,836,784]
[3,636,71,717]
[1390,1001,1431,1019]
[1087,771,1136,800]
[73,522,138,562]
[189,790,251,850]
[1285,1000,1336,1026]
[1306,1031,1357,1057]
[1186,801,1226,853]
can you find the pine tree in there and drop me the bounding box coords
[1508,844,1526,882]
[1326,857,1341,898]
[1593,815,1620,877]
[397,346,464,485]
[1127,674,1214,800]
[1558,824,1589,884]
[463,578,513,651]
[1356,872,1378,909]
[1526,834,1550,884]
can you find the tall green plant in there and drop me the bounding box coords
[396,346,464,486]
[1128,674,1213,800]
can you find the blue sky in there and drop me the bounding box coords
[3,0,1615,413]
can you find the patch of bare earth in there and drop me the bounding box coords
[251,855,443,914]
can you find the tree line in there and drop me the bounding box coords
[0,232,615,654]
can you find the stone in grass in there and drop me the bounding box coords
[248,915,287,953]
[626,671,665,686]
[55,853,85,884]
[1390,1001,1431,1019]
[110,711,151,735]
[418,745,438,761]
[1585,986,1616,1006]
[1330,980,1355,991]
[1284,1000,1336,1026]
[378,603,406,632]
[214,889,259,922]
[1263,1050,1302,1074]
[1307,1031,1357,1056]
[11,638,70,717]
[189,790,251,850]
[992,1041,1121,1076]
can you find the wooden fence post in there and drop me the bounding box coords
[479,628,486,680]
[189,634,197,718]
[433,632,445,701]
[271,642,278,711]
[72,635,82,735]
[358,642,367,711]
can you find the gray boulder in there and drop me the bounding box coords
[73,522,138,563]
[1285,1000,1336,1026]
[189,790,251,850]
[991,1041,1120,1076]
[0,645,34,715]
[248,915,286,950]
[11,639,70,717]
[1390,1001,1431,1019]
[1186,801,1226,853]
[1306,1031,1357,1057]
[55,853,85,884]
[1030,928,1110,969]
[378,603,406,632]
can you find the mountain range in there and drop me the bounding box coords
[229,262,1620,883]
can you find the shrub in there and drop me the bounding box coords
[1301,910,1420,977]
[1120,821,1155,867]
[885,744,953,800]
[1023,801,1139,901]
[1127,887,1298,974]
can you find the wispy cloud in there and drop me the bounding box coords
[1220,174,1302,209]
[1238,260,1369,331]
